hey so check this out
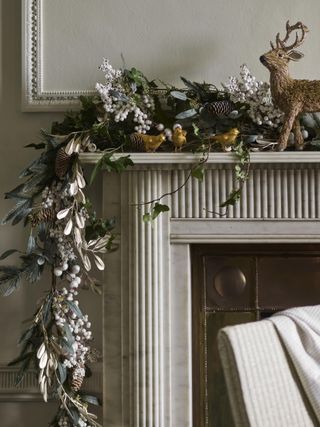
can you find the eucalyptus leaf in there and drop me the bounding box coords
[57,362,67,384]
[63,323,75,345]
[301,113,320,129]
[175,109,197,120]
[26,235,36,255]
[66,300,84,319]
[80,394,101,406]
[170,91,187,101]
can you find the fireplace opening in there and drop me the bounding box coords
[191,244,320,427]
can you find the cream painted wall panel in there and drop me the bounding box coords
[37,0,320,94]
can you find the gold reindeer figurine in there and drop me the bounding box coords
[259,21,320,151]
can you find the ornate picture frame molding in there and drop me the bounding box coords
[22,0,95,112]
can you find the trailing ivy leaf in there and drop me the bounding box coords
[170,91,187,101]
[0,249,19,260]
[143,203,170,222]
[90,154,133,185]
[175,109,197,120]
[220,189,241,207]
[191,165,204,182]
[192,123,200,137]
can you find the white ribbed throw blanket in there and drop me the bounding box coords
[269,305,320,421]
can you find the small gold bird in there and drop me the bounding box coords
[131,133,166,152]
[172,127,187,152]
[209,128,240,151]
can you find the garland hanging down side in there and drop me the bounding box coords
[1,58,320,427]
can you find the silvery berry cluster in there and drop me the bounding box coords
[225,64,283,128]
[53,264,92,371]
[95,58,153,134]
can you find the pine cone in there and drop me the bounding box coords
[203,100,234,118]
[30,208,56,226]
[55,147,73,179]
[128,133,146,152]
[70,365,85,391]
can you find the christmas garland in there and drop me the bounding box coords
[1,59,320,427]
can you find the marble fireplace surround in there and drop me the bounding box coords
[82,151,320,427]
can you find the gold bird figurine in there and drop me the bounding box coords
[209,128,240,151]
[172,126,187,152]
[130,132,166,152]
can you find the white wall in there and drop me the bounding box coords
[1,0,320,425]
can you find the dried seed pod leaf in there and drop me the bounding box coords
[75,212,85,229]
[65,138,76,155]
[64,218,73,236]
[57,207,71,220]
[39,351,48,369]
[37,342,45,359]
[94,254,105,271]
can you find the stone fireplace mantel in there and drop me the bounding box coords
[81,152,320,427]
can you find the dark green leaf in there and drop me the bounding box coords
[24,143,46,150]
[18,326,35,344]
[144,203,170,222]
[13,353,33,385]
[0,249,19,260]
[58,362,67,384]
[42,296,53,327]
[2,198,32,225]
[0,267,22,296]
[8,351,34,367]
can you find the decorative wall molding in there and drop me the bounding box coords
[101,155,320,426]
[22,0,94,111]
[0,365,102,401]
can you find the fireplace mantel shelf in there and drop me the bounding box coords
[80,151,320,165]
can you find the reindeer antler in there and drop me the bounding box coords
[270,20,309,51]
